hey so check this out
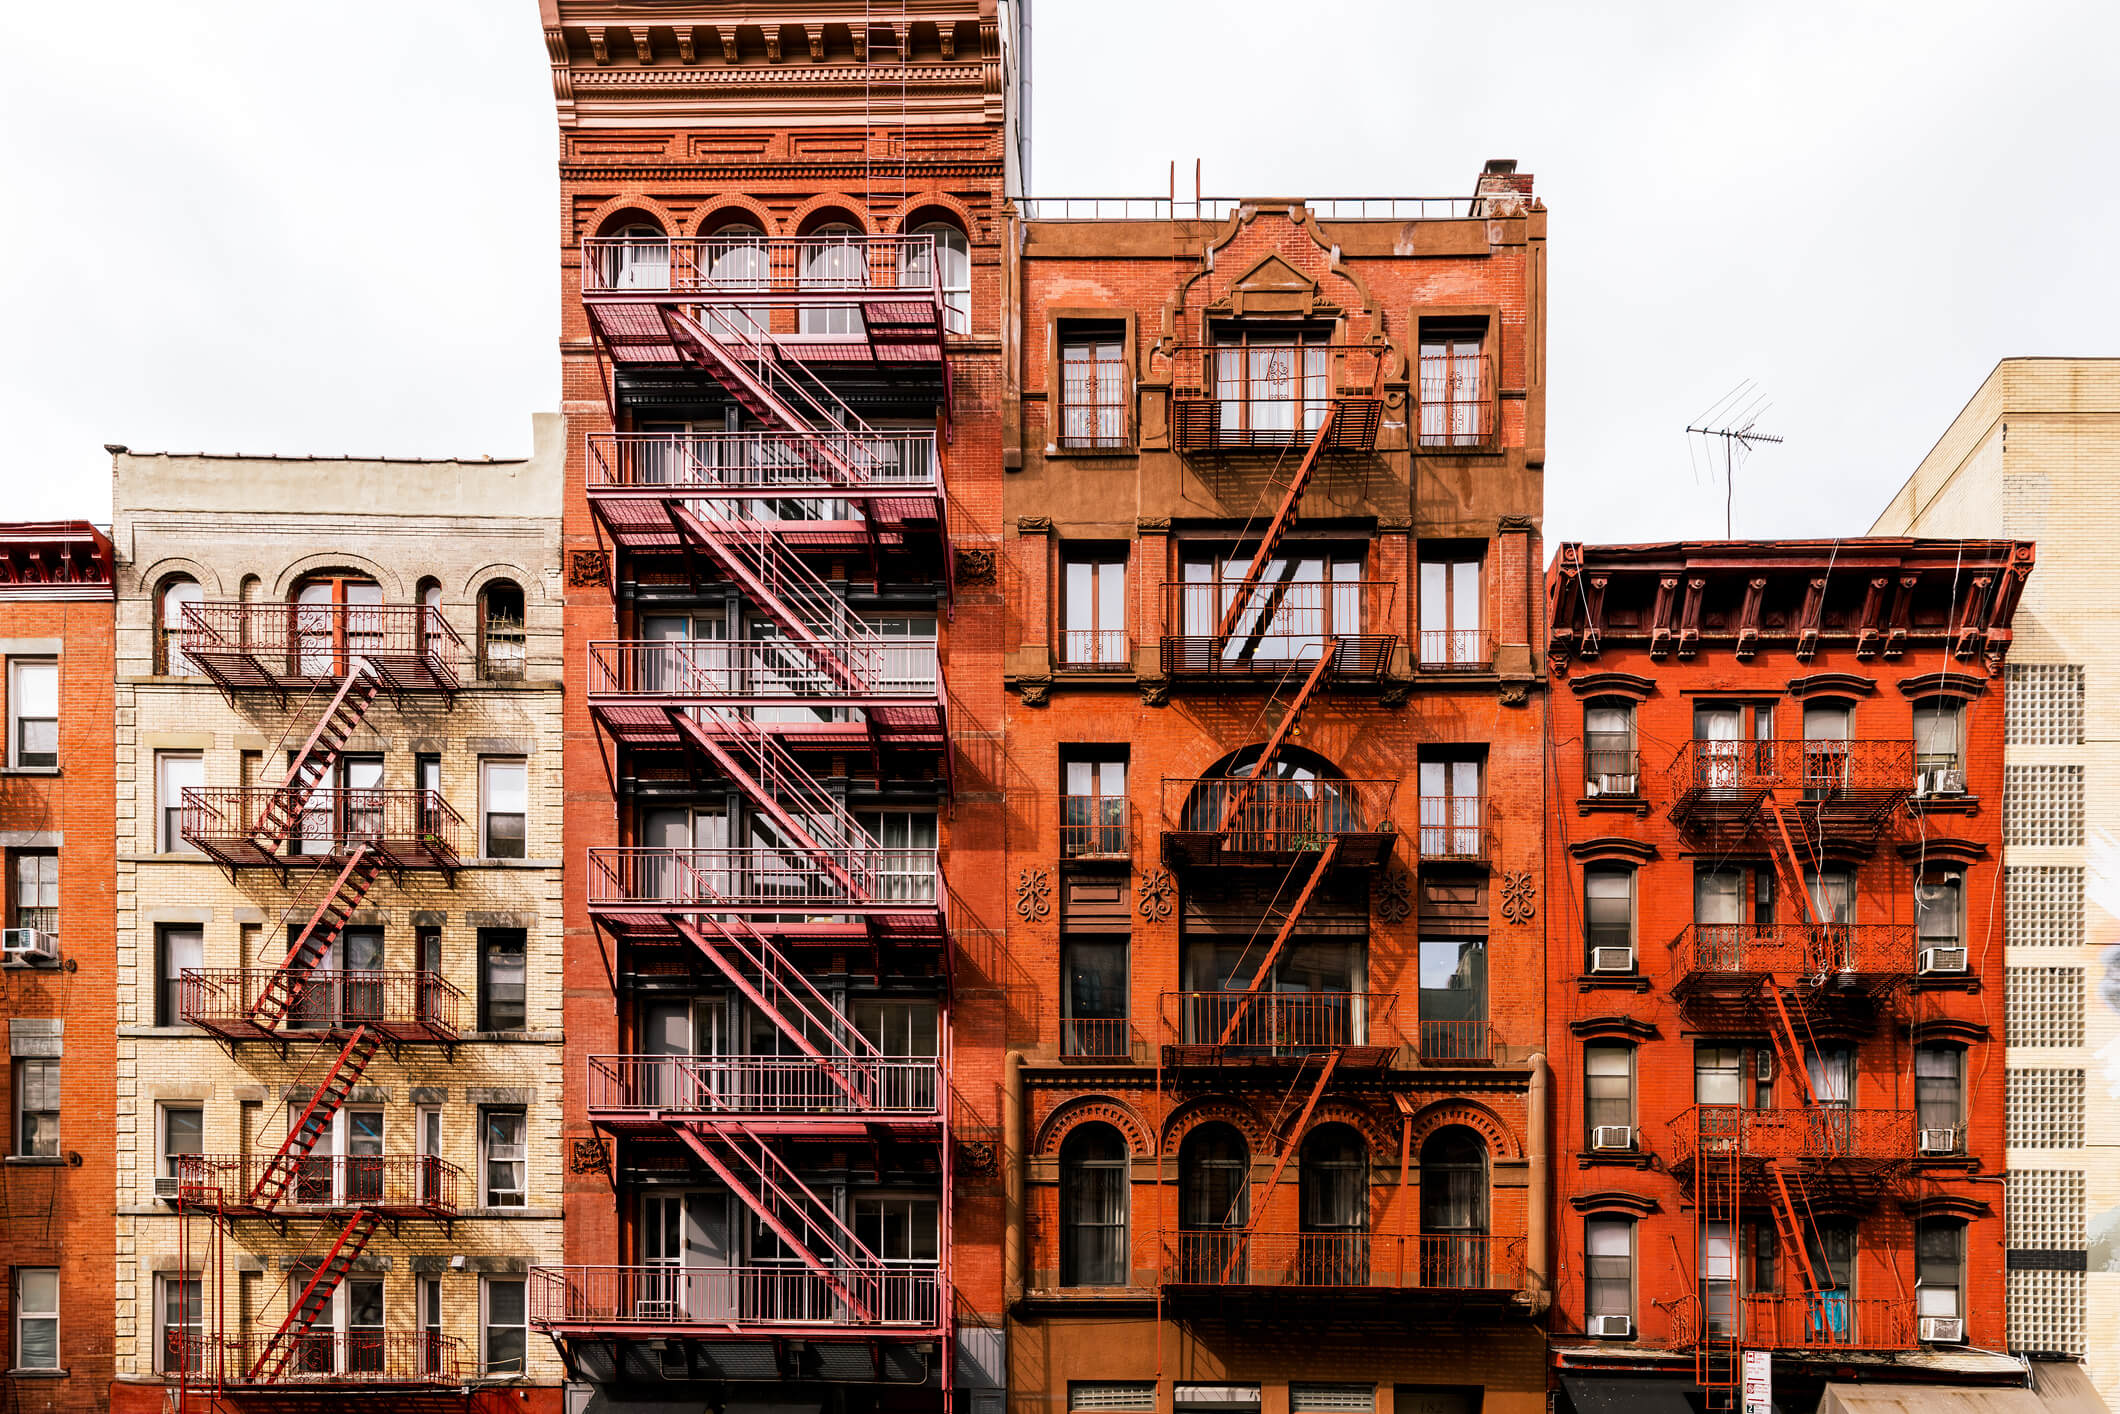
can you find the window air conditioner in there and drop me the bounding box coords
[0,929,57,967]
[1591,1126,1635,1152]
[1597,774,1640,797]
[1589,946,1636,975]
[1588,1315,1633,1339]
[1919,947,1969,976]
[154,1176,182,1203]
[1918,1128,1961,1156]
[1919,1316,1964,1344]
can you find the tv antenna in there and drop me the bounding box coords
[1687,381,1784,538]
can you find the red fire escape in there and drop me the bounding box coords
[539,233,953,1379]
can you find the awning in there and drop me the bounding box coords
[1821,1383,2046,1414]
[1561,1376,1705,1414]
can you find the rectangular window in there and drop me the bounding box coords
[1061,552,1129,668]
[1417,938,1487,1061]
[1584,1045,1634,1142]
[1584,1218,1633,1324]
[1584,866,1634,962]
[157,926,203,1028]
[14,1059,57,1157]
[480,759,527,859]
[1418,556,1484,667]
[1914,699,1964,778]
[1061,936,1129,1059]
[7,661,56,769]
[1059,329,1127,449]
[1702,1221,1737,1335]
[1584,701,1638,795]
[158,1275,202,1374]
[1212,330,1328,442]
[9,850,56,936]
[1695,1046,1745,1107]
[1062,754,1128,857]
[481,1277,526,1375]
[1072,1384,1158,1413]
[1418,326,1486,447]
[13,1267,57,1370]
[1916,1048,1963,1136]
[1417,758,1484,858]
[419,1275,444,1375]
[854,1194,940,1265]
[156,753,204,854]
[478,929,526,1031]
[481,1109,526,1207]
[160,1104,203,1180]
[1918,872,1965,949]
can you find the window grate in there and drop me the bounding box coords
[2007,968,2085,1048]
[2007,1069,2085,1149]
[1291,1389,1376,1414]
[2004,765,2084,848]
[2007,866,2084,948]
[2007,1170,2084,1249]
[2007,1268,2085,1357]
[2005,664,2084,746]
[1073,1386,1157,1413]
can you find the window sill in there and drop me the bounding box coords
[1909,794,1981,816]
[1576,974,1653,993]
[463,858,562,870]
[1574,1150,1657,1170]
[1,766,60,777]
[6,1368,67,1379]
[4,1156,67,1167]
[1575,795,1651,817]
[1044,444,1139,460]
[459,1206,563,1220]
[461,1029,566,1045]
[118,1026,209,1039]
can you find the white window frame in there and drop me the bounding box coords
[1584,1216,1635,1325]
[156,1272,202,1374]
[156,752,204,855]
[481,1108,527,1208]
[479,759,528,859]
[14,1058,58,1157]
[7,659,57,769]
[159,1103,204,1180]
[13,1267,57,1370]
[480,1276,527,1376]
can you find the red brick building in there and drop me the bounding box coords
[540,5,1016,1413]
[1001,174,1552,1414]
[0,523,115,1412]
[1543,539,2035,1412]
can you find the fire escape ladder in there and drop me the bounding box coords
[663,504,876,691]
[664,708,878,900]
[1694,1105,1744,1409]
[249,847,381,1029]
[1762,983,1820,1113]
[1212,404,1343,643]
[244,1027,380,1211]
[1767,1161,1827,1300]
[661,308,883,484]
[670,913,880,1109]
[246,1209,383,1383]
[673,1124,885,1319]
[1214,839,1344,1045]
[249,665,385,850]
[1214,650,1338,840]
[1219,1049,1341,1282]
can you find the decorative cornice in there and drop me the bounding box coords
[1570,1190,1661,1217]
[1895,837,1988,867]
[1566,671,1656,701]
[1569,1015,1659,1042]
[1898,1194,1991,1221]
[1909,1017,1990,1045]
[1786,672,1877,698]
[1568,837,1658,864]
[1897,671,1989,699]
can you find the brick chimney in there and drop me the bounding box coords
[1474,158,1535,215]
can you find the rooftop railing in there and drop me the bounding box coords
[1019,197,1483,222]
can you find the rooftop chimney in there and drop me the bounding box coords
[1474,158,1535,215]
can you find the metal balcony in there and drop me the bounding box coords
[179,788,463,876]
[179,968,461,1045]
[584,431,946,555]
[1670,1104,1917,1171]
[177,602,461,696]
[1738,1293,1918,1353]
[585,1054,943,1135]
[1160,581,1397,682]
[1666,739,1917,842]
[1415,629,1495,673]
[1060,797,1129,861]
[1415,796,1492,864]
[1059,1017,1137,1062]
[173,1331,465,1390]
[528,1263,944,1340]
[586,639,945,751]
[585,847,946,944]
[1673,923,1918,993]
[1161,1233,1524,1296]
[1160,777,1399,868]
[1164,343,1388,454]
[1159,992,1399,1071]
[174,1154,462,1219]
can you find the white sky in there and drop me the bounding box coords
[3,0,2113,545]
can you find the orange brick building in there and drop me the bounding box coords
[0,523,116,1412]
[1543,539,2035,1411]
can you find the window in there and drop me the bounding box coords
[1419,1128,1489,1286]
[158,577,203,675]
[2005,765,2086,848]
[1298,1126,1369,1286]
[1212,329,1329,442]
[858,810,938,902]
[1060,551,1129,667]
[1418,556,1483,667]
[1418,326,1486,447]
[1060,1124,1129,1285]
[160,1104,203,1180]
[905,222,971,334]
[1417,758,1483,858]
[1177,1124,1250,1281]
[1417,938,1487,1061]
[800,222,867,336]
[14,1059,57,1157]
[1584,866,1634,964]
[1917,871,1964,951]
[481,1277,527,1375]
[1177,552,1363,664]
[1059,327,1127,449]
[1913,698,1965,788]
[598,221,668,290]
[419,1276,444,1376]
[1802,700,1854,795]
[1584,701,1638,795]
[854,1194,940,1266]
[1701,1221,1737,1335]
[157,1274,201,1374]
[1807,1220,1856,1298]
[1072,1384,1158,1413]
[1695,1046,1745,1107]
[1061,937,1129,1058]
[1061,754,1128,857]
[481,1109,526,1207]
[156,753,203,854]
[1916,1047,1963,1145]
[479,580,526,680]
[2006,664,2084,746]
[1584,1217,1633,1328]
[14,1268,56,1370]
[480,759,527,859]
[7,661,56,768]
[478,929,527,1031]
[1584,1045,1634,1144]
[2008,1068,2085,1149]
[11,851,55,936]
[157,926,203,1028]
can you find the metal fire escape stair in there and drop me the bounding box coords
[248,665,385,850]
[249,847,381,1030]
[244,1027,380,1211]
[1212,405,1342,643]
[1695,1099,1743,1409]
[247,1208,384,1382]
[1218,1049,1342,1282]
[660,307,888,485]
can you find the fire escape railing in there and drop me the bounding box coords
[587,1055,942,1119]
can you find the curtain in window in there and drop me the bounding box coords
[1061,1125,1129,1286]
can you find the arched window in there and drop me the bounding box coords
[1298,1124,1368,1286]
[904,221,970,334]
[1180,743,1361,845]
[1060,1123,1129,1287]
[1178,1123,1249,1282]
[600,219,668,292]
[704,222,769,342]
[291,573,382,678]
[479,580,526,680]
[157,576,202,675]
[1419,1126,1488,1288]
[801,221,867,336]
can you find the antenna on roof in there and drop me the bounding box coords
[1686,381,1784,538]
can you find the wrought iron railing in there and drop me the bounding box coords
[1416,629,1494,670]
[1162,1232,1523,1291]
[1414,1018,1493,1064]
[586,847,941,910]
[1058,356,1130,449]
[1060,796,1130,859]
[579,235,940,300]
[177,601,462,685]
[1668,739,1918,800]
[1057,629,1132,671]
[1671,1104,1916,1166]
[1416,795,1490,861]
[1162,776,1398,853]
[587,639,938,700]
[1416,351,1497,449]
[585,430,941,493]
[179,967,461,1037]
[173,1332,465,1386]
[174,1153,461,1213]
[179,787,462,860]
[1163,991,1388,1053]
[586,1055,941,1118]
[1674,923,1917,980]
[527,1264,942,1332]
[1060,1017,1134,1061]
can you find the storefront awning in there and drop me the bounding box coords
[1561,1375,1705,1414]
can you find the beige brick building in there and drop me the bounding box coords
[107,417,567,1412]
[1872,359,2120,1397]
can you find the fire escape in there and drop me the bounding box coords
[1666,731,1921,1408]
[168,602,469,1397]
[540,233,952,1383]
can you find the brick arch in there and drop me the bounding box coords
[269,553,404,602]
[884,192,985,244]
[1298,1102,1392,1163]
[1161,1098,1266,1157]
[786,194,874,237]
[577,195,682,246]
[1404,1100,1520,1162]
[689,197,778,239]
[1035,1096,1152,1159]
[460,562,547,606]
[136,557,225,600]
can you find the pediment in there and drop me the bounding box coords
[1226,252,1321,317]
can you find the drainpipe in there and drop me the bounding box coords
[1004,1049,1026,1307]
[1526,1051,1552,1313]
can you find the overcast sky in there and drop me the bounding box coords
[3,0,2113,545]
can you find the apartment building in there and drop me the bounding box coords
[539,6,1015,1414]
[0,523,115,1412]
[1001,171,1552,1414]
[106,424,567,1412]
[1871,358,2120,1399]
[1544,538,2034,1414]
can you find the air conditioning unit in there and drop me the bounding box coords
[0,929,57,967]
[1590,946,1636,975]
[1587,774,1640,798]
[1588,1315,1633,1338]
[1591,1126,1635,1152]
[1919,947,1969,976]
[1916,768,1968,798]
[1918,1128,1961,1156]
[1919,1315,1965,1344]
[153,1176,182,1203]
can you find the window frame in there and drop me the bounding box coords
[480,1275,528,1376]
[1583,1044,1636,1145]
[1057,326,1129,450]
[1059,1123,1131,1288]
[156,1273,202,1375]
[157,924,204,1028]
[7,659,57,769]
[156,752,204,855]
[9,849,56,936]
[159,1102,204,1181]
[1916,1221,1964,1322]
[13,1266,58,1371]
[1584,699,1639,796]
[1915,1045,1965,1139]
[13,1058,58,1158]
[1417,554,1485,668]
[1584,865,1636,964]
[1583,1216,1634,1329]
[479,758,528,860]
[1059,548,1130,668]
[478,580,527,681]
[477,928,527,1032]
[480,1107,528,1208]
[1417,321,1489,449]
[158,577,204,675]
